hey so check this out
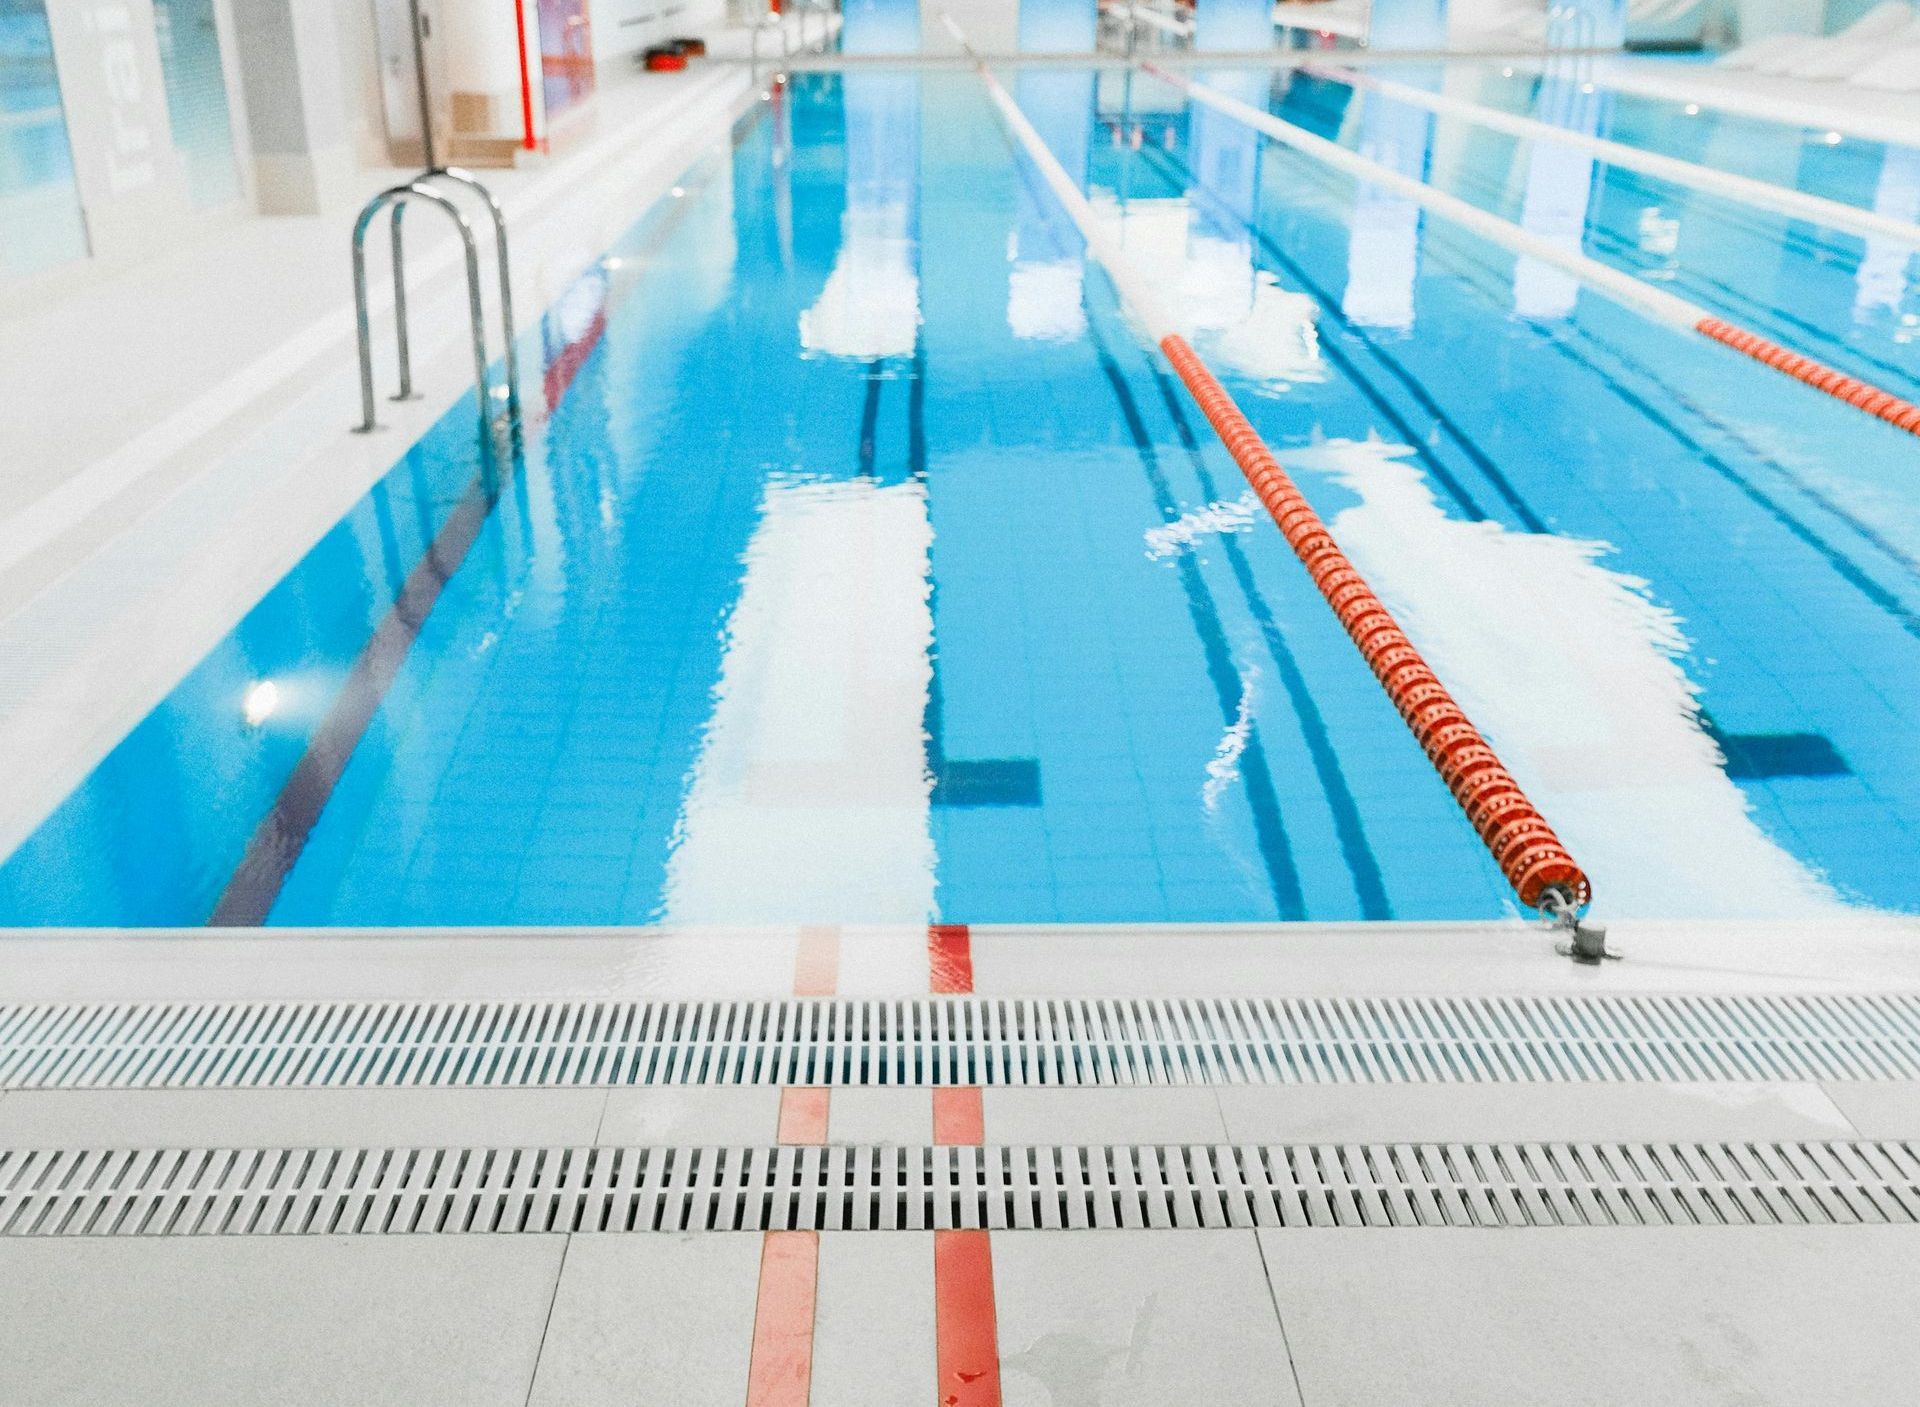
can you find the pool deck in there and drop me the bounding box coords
[3,918,1919,1404]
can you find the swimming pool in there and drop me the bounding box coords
[3,62,1917,928]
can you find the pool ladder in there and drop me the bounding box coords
[750,0,838,74]
[349,0,520,446]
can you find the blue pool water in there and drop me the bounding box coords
[3,63,1918,928]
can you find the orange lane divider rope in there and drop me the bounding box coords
[1695,318,1920,436]
[964,35,1603,949]
[1159,335,1592,916]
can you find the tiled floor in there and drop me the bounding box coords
[5,1223,1918,1404]
[1,920,1918,1402]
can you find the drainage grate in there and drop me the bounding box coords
[5,994,1920,1091]
[3,1140,1916,1235]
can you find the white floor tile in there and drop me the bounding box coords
[993,1230,1303,1406]
[0,1088,609,1149]
[1216,1080,1856,1145]
[1822,1080,1920,1138]
[985,1088,1230,1145]
[813,1231,936,1404]
[596,1087,780,1145]
[829,1087,931,1144]
[1261,1226,1920,1406]
[527,1232,762,1406]
[0,1236,562,1406]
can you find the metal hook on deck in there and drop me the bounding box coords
[1540,886,1617,965]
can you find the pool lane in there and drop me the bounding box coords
[1343,63,1920,382]
[1,70,1916,927]
[1053,67,1920,913]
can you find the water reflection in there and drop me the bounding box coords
[800,73,921,359]
[664,479,937,923]
[1514,72,1607,319]
[1007,0,1096,343]
[6,69,1919,929]
[1287,439,1844,918]
[1856,146,1920,329]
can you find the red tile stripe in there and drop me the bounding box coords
[744,926,843,1407]
[778,1087,831,1146]
[932,1087,985,1147]
[745,1230,820,1407]
[934,1229,1003,1407]
[793,924,841,997]
[928,923,975,995]
[929,924,1001,1406]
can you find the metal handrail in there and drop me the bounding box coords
[402,167,521,409]
[349,0,521,442]
[750,8,790,74]
[352,184,500,437]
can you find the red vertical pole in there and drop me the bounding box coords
[513,0,538,150]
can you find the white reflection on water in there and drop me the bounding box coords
[1007,253,1087,342]
[662,477,936,924]
[1856,145,1920,322]
[1515,74,1607,319]
[1144,492,1257,559]
[1208,276,1326,387]
[1084,193,1327,388]
[800,203,921,359]
[800,70,921,360]
[1290,437,1846,918]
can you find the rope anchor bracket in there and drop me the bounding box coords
[1541,888,1618,965]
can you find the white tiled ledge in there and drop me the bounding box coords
[0,918,1915,1003]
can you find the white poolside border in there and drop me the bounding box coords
[0,919,1916,1004]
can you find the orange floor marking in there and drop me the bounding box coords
[745,1230,820,1407]
[778,1087,831,1145]
[928,923,975,994]
[793,924,841,996]
[932,1087,985,1146]
[934,1228,1003,1407]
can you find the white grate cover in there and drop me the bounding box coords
[4,994,1920,1090]
[2,1140,1916,1236]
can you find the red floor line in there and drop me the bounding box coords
[928,924,1001,1406]
[778,1087,832,1145]
[745,1230,820,1407]
[934,1229,1003,1407]
[928,924,975,995]
[743,926,844,1407]
[793,924,842,997]
[932,1087,985,1146]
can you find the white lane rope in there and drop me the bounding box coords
[1147,63,1710,331]
[1311,64,1920,251]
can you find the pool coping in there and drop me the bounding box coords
[1,918,1915,1004]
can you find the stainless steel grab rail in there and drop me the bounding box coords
[352,184,503,438]
[380,168,522,412]
[349,0,521,443]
